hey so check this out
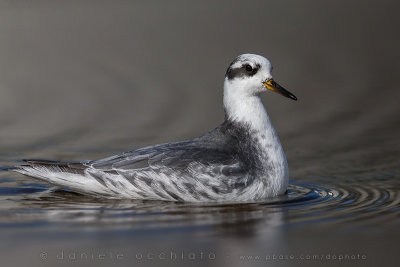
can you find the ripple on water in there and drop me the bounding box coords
[279,178,400,227]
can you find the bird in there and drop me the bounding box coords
[9,54,297,203]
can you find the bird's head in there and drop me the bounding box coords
[224,54,297,100]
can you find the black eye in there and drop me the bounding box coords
[245,64,253,72]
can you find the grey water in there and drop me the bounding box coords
[0,1,399,266]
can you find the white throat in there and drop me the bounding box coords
[223,79,273,132]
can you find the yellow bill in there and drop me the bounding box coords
[263,79,297,101]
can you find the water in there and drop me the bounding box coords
[0,1,400,266]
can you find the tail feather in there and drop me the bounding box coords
[19,159,89,174]
[0,166,18,171]
[9,159,116,197]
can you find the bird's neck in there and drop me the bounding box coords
[224,89,274,136]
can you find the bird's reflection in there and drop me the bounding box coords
[13,187,289,239]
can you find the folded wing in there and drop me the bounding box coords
[14,141,249,201]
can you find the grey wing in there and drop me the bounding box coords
[85,141,249,201]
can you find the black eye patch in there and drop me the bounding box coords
[225,63,260,80]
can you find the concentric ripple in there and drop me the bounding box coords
[277,178,400,226]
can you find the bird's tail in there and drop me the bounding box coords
[16,159,89,174]
[7,159,102,193]
[7,159,146,199]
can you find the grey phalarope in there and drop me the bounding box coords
[11,54,297,202]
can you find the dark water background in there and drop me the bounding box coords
[0,1,399,266]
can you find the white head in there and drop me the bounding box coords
[224,54,297,99]
[223,54,297,125]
